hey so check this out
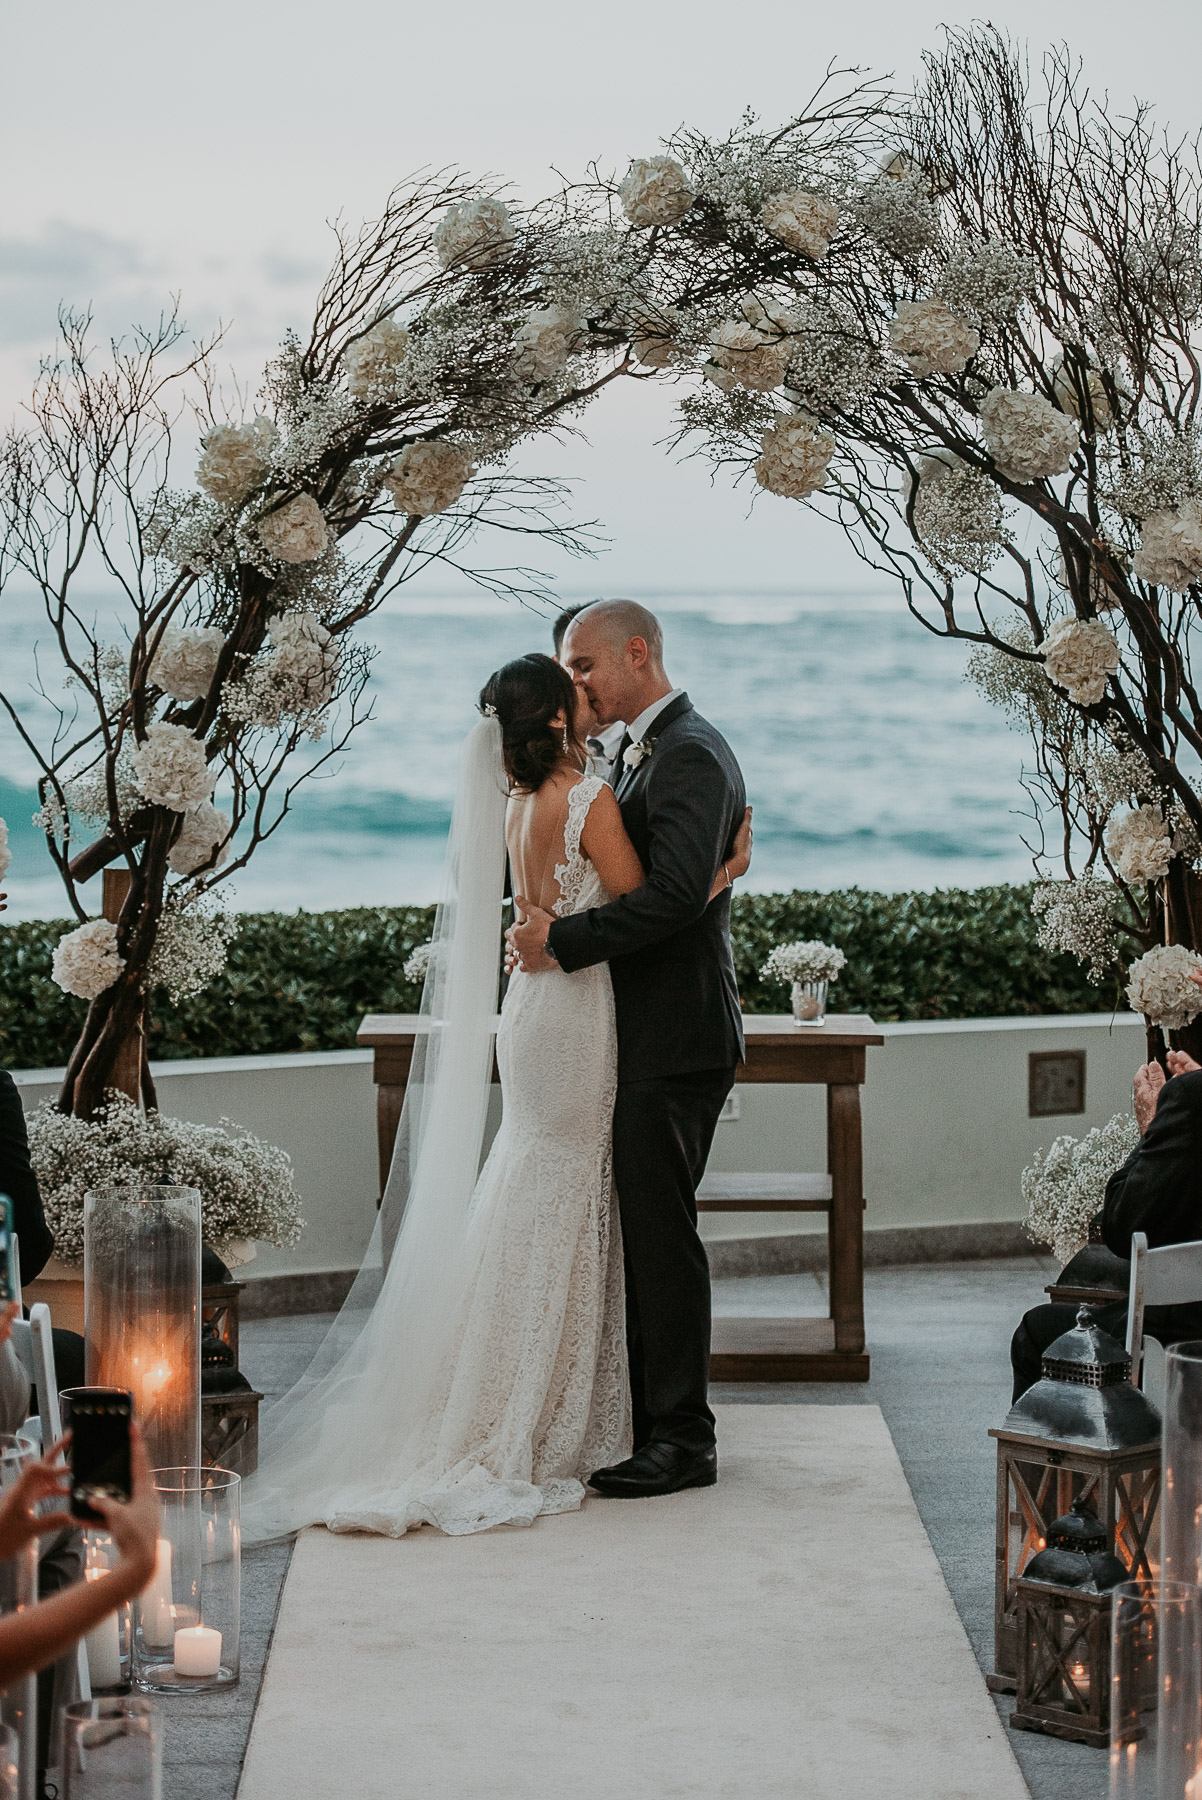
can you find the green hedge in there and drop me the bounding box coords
[0,885,1107,1073]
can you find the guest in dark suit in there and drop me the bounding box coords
[0,1070,85,1390]
[509,600,748,1497]
[1010,1049,1202,1400]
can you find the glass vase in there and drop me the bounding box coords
[82,1533,131,1692]
[61,1698,161,1800]
[1163,1342,1202,1588]
[84,1186,201,1470]
[0,1439,37,1800]
[1110,1580,1202,1798]
[791,980,828,1027]
[133,1467,240,1693]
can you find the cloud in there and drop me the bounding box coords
[260,251,326,288]
[0,221,153,347]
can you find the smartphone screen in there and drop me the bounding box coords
[64,1388,133,1522]
[0,1195,15,1305]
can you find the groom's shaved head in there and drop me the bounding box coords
[561,599,672,729]
[572,600,664,662]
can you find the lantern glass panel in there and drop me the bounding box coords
[85,1186,201,1470]
[1163,1343,1202,1589]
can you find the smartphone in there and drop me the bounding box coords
[0,1194,16,1305]
[62,1387,133,1522]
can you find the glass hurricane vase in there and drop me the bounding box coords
[134,1467,240,1693]
[84,1186,202,1471]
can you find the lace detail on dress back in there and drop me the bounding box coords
[552,774,608,918]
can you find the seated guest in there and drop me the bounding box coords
[1011,1049,1202,1400]
[0,1068,85,1390]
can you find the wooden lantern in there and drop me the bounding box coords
[988,1307,1161,1692]
[200,1277,262,1474]
[1010,1499,1128,1745]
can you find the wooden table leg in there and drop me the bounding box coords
[827,1082,865,1355]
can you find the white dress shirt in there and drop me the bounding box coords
[585,719,629,785]
[619,688,685,771]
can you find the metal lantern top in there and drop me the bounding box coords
[997,1308,1161,1451]
[1019,1499,1130,1594]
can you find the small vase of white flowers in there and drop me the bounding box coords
[760,940,847,1028]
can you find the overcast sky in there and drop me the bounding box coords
[1,0,1198,595]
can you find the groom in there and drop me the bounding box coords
[508,600,746,1498]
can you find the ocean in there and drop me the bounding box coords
[0,589,1035,921]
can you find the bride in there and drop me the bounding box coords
[242,652,750,1540]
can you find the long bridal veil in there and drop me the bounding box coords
[241,716,509,1540]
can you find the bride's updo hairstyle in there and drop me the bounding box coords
[479,653,583,793]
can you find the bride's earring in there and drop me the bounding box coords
[562,727,569,755]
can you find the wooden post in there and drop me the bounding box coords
[99,867,142,1105]
[827,1082,866,1355]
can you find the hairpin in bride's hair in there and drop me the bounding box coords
[480,702,499,718]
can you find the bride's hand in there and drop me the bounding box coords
[729,807,753,881]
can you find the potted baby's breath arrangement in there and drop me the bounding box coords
[761,940,847,1027]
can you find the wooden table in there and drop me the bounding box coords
[357,1012,883,1384]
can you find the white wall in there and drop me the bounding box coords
[11,1011,1145,1276]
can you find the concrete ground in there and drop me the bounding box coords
[159,1252,1108,1800]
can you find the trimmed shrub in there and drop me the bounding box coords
[0,886,1107,1073]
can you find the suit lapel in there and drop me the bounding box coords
[614,693,693,800]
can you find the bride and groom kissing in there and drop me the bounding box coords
[243,600,753,1541]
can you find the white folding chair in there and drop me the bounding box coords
[1126,1230,1202,1388]
[8,1302,92,1706]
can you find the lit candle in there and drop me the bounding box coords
[141,1538,174,1648]
[173,1625,222,1679]
[83,1571,123,1689]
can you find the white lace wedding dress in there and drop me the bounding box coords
[242,768,630,1541]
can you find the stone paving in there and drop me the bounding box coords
[157,1253,1108,1800]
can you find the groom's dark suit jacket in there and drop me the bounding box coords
[547,693,746,1082]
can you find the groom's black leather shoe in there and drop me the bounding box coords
[588,1441,717,1498]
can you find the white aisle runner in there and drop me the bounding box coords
[238,1406,1028,1800]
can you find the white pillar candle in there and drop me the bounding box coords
[173,1625,222,1679]
[141,1538,174,1648]
[83,1574,123,1689]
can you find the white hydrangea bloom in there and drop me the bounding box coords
[130,723,216,812]
[1041,616,1121,706]
[513,305,583,382]
[1031,877,1121,981]
[1106,804,1174,883]
[0,817,9,883]
[709,319,791,393]
[149,624,226,702]
[937,240,1038,320]
[168,800,231,877]
[980,388,1079,482]
[754,415,835,499]
[433,196,515,272]
[888,299,979,377]
[223,614,341,732]
[911,457,1007,573]
[1132,502,1202,593]
[1126,942,1202,1030]
[760,190,840,259]
[1051,357,1117,433]
[619,157,695,228]
[384,442,475,516]
[1023,1112,1139,1264]
[196,417,277,505]
[257,493,328,564]
[760,939,846,983]
[404,941,432,983]
[345,319,410,401]
[51,919,125,1000]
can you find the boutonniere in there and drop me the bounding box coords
[623,739,653,770]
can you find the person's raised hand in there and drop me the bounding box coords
[1167,1049,1202,1076]
[1134,1060,1167,1134]
[728,807,753,881]
[0,1439,74,1559]
[90,1425,159,1594]
[506,899,558,974]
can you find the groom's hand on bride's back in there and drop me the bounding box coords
[507,899,559,973]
